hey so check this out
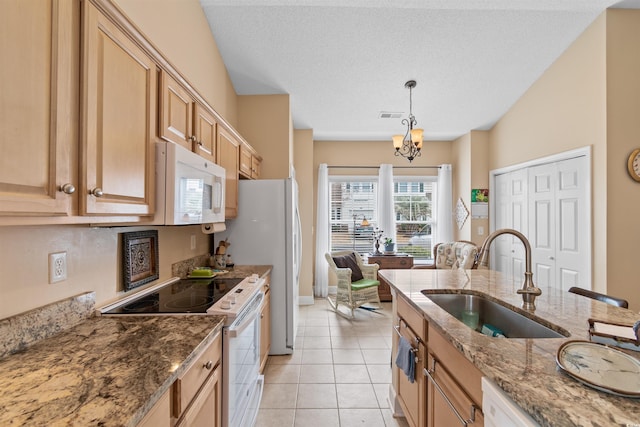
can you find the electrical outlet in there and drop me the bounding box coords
[190,235,197,250]
[49,252,67,283]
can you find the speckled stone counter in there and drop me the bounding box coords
[0,314,224,426]
[379,268,640,427]
[217,265,272,280]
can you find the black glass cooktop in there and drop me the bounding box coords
[103,277,244,314]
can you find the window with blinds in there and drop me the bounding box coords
[328,176,436,260]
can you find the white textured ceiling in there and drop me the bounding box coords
[199,0,640,141]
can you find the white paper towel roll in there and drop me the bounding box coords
[201,222,226,234]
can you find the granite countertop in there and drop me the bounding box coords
[0,314,224,427]
[379,268,640,427]
[0,264,271,426]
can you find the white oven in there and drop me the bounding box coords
[221,290,264,427]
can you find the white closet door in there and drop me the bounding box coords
[493,169,527,283]
[529,163,556,288]
[555,157,588,291]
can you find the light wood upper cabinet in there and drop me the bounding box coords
[81,0,156,216]
[160,73,217,163]
[217,127,240,218]
[193,103,217,162]
[239,142,262,179]
[160,72,194,151]
[0,0,79,217]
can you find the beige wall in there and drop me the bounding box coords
[604,10,640,309]
[113,0,238,125]
[238,95,292,179]
[0,225,209,319]
[294,130,315,301]
[452,133,472,241]
[469,131,490,245]
[489,13,608,295]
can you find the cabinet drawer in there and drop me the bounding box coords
[172,331,222,418]
[397,296,425,339]
[427,353,484,427]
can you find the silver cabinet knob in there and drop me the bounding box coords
[549,256,555,260]
[90,188,104,197]
[59,183,76,194]
[203,360,213,370]
[189,135,197,142]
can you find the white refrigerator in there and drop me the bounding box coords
[218,178,301,354]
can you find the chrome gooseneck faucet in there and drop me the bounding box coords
[476,228,541,310]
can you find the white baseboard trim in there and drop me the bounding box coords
[298,295,315,305]
[387,384,405,418]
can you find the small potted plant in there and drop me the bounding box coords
[383,238,395,253]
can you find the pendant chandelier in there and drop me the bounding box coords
[392,80,423,162]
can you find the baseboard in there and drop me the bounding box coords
[298,295,315,305]
[387,384,405,418]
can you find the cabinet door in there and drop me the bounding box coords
[427,354,483,427]
[160,72,193,150]
[81,2,156,215]
[176,366,222,427]
[193,103,217,162]
[239,143,253,177]
[0,0,78,217]
[138,389,170,427]
[259,284,271,373]
[217,127,239,218]
[396,297,426,427]
[251,155,261,179]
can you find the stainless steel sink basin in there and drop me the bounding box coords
[421,291,570,339]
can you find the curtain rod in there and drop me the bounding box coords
[327,165,441,169]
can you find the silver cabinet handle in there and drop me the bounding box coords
[203,360,213,370]
[59,183,76,194]
[189,135,197,142]
[549,256,555,260]
[90,188,103,197]
[424,359,476,426]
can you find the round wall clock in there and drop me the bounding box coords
[628,148,640,182]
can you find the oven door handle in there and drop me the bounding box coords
[227,306,260,338]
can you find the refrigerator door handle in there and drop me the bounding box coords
[295,205,302,281]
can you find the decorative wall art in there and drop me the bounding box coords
[122,230,159,291]
[455,197,469,230]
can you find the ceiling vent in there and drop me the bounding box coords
[379,111,403,119]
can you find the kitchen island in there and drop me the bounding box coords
[381,268,640,427]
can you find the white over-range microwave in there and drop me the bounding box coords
[155,141,226,225]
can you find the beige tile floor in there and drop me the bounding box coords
[256,299,410,427]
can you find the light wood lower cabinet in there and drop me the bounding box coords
[259,276,272,373]
[81,0,156,216]
[426,324,484,427]
[395,296,427,427]
[138,389,171,427]
[172,332,222,427]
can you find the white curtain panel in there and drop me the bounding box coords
[377,164,396,243]
[314,163,329,298]
[435,164,454,244]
